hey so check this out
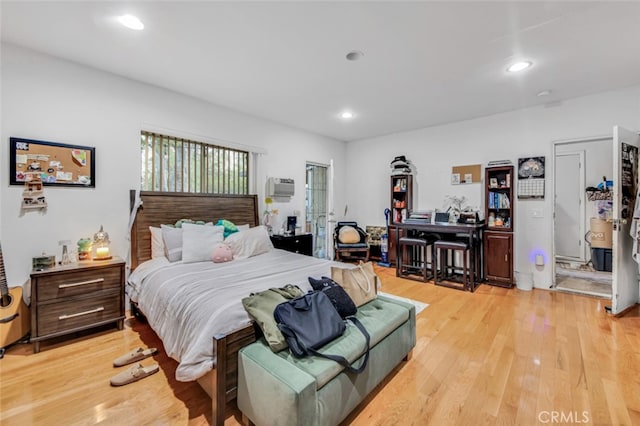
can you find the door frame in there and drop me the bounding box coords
[611,126,640,314]
[554,149,586,263]
[551,134,611,288]
[305,161,329,258]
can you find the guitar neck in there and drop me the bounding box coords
[0,243,8,297]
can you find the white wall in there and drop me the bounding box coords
[0,44,346,293]
[346,86,640,289]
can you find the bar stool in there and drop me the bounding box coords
[396,235,437,282]
[434,240,471,291]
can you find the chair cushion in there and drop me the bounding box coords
[399,237,429,246]
[338,226,361,244]
[336,243,368,249]
[434,240,469,250]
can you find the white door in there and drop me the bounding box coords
[555,151,585,261]
[612,126,640,314]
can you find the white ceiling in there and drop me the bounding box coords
[2,1,640,142]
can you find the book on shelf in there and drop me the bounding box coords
[408,210,433,220]
[404,210,433,224]
[488,192,511,209]
[404,218,431,224]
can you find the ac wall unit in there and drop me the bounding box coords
[267,177,295,197]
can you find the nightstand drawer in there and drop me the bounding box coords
[270,234,313,256]
[36,266,122,302]
[37,291,122,336]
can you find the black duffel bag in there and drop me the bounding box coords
[274,291,370,374]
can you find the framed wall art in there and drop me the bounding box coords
[517,156,545,199]
[9,137,95,188]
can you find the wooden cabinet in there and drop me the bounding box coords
[389,175,413,266]
[388,226,398,266]
[270,233,313,256]
[390,175,413,225]
[30,258,125,353]
[484,166,514,287]
[484,231,514,285]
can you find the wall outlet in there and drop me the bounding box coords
[531,208,544,218]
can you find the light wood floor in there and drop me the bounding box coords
[1,266,639,425]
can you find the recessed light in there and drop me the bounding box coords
[507,61,532,72]
[345,51,364,61]
[118,14,144,31]
[340,111,354,119]
[537,90,552,97]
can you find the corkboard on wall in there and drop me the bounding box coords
[451,164,481,184]
[10,137,95,187]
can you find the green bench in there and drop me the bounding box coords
[237,295,416,426]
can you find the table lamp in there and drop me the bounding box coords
[93,225,111,260]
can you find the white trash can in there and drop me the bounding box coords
[515,271,533,291]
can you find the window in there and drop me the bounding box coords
[140,131,249,194]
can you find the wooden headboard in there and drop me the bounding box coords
[129,191,259,270]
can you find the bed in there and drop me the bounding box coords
[128,191,337,425]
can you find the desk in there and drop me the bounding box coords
[394,222,485,291]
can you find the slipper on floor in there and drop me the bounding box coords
[113,347,158,367]
[110,363,159,386]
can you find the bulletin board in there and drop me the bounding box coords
[451,164,481,184]
[9,137,95,187]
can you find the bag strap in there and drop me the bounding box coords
[308,317,370,374]
[351,266,372,293]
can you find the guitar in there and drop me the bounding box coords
[0,242,30,356]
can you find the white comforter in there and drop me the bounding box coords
[128,249,341,382]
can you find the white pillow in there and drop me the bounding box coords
[236,224,250,232]
[161,225,183,262]
[149,226,165,259]
[225,225,273,260]
[182,223,224,263]
[338,225,360,244]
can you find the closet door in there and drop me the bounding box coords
[554,151,585,262]
[611,126,640,314]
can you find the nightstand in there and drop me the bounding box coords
[270,234,313,256]
[30,257,125,353]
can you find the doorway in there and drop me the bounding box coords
[553,137,613,298]
[305,163,328,258]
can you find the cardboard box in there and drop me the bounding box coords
[590,218,612,249]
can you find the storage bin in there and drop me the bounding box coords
[591,248,612,272]
[515,271,533,291]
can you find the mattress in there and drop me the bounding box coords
[127,249,342,381]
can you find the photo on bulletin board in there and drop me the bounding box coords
[10,137,96,188]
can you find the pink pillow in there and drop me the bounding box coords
[211,243,233,263]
